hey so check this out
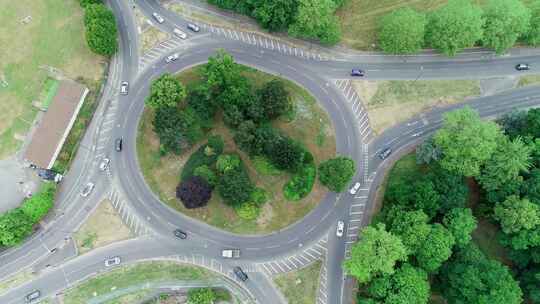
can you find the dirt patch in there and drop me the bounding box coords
[74,200,133,255]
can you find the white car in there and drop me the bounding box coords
[173,28,187,39]
[152,12,164,24]
[336,221,345,237]
[349,182,361,195]
[99,158,110,171]
[104,256,121,267]
[165,53,179,63]
[120,81,129,95]
[80,182,95,197]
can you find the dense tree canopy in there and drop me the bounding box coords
[79,0,102,7]
[442,208,477,248]
[416,137,441,165]
[367,263,430,304]
[482,0,531,54]
[288,0,341,45]
[217,161,254,207]
[153,106,203,154]
[388,209,431,254]
[344,224,408,283]
[0,209,33,247]
[478,136,531,192]
[416,224,455,272]
[318,157,356,192]
[83,4,118,56]
[20,184,55,222]
[176,176,213,209]
[494,195,540,234]
[146,73,187,109]
[426,0,484,56]
[378,8,426,54]
[434,107,502,176]
[187,288,216,304]
[525,2,540,46]
[258,80,291,120]
[440,244,523,304]
[253,0,299,32]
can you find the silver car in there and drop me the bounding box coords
[120,81,128,95]
[152,12,164,24]
[187,23,200,32]
[165,53,179,63]
[336,221,345,237]
[80,182,95,197]
[99,158,110,171]
[173,28,187,39]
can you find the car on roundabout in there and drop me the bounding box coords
[80,182,95,197]
[99,157,110,171]
[25,290,40,303]
[351,69,365,77]
[173,28,187,39]
[152,12,164,24]
[349,182,361,195]
[515,63,530,71]
[336,221,345,237]
[104,256,121,267]
[378,147,392,160]
[120,81,129,95]
[165,53,179,63]
[187,23,200,32]
[233,266,248,281]
[173,229,187,239]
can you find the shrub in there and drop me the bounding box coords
[79,0,102,7]
[251,187,268,205]
[216,154,241,174]
[0,209,34,247]
[187,287,216,304]
[217,161,254,207]
[21,183,56,222]
[319,156,356,192]
[207,135,224,155]
[193,165,218,187]
[181,142,220,181]
[379,7,426,54]
[236,202,261,220]
[176,176,213,209]
[83,4,118,56]
[284,163,316,201]
[146,73,187,109]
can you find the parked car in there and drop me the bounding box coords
[187,23,200,32]
[152,12,164,24]
[120,81,129,95]
[165,53,179,63]
[515,63,530,71]
[233,266,248,281]
[25,290,40,303]
[80,182,95,197]
[173,28,187,39]
[336,220,345,237]
[37,169,63,183]
[222,249,241,258]
[351,69,365,77]
[115,138,123,152]
[378,147,392,160]
[99,158,110,171]
[349,182,361,195]
[173,229,187,239]
[104,256,121,267]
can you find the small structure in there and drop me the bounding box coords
[24,80,88,169]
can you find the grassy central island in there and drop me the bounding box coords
[137,51,337,234]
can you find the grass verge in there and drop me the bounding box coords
[0,0,104,159]
[103,289,151,304]
[63,262,214,304]
[0,269,34,295]
[353,79,480,134]
[518,75,540,87]
[73,199,132,255]
[274,261,322,304]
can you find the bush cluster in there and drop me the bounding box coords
[81,3,118,56]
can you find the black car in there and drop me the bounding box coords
[115,138,123,152]
[351,69,365,77]
[233,266,248,281]
[378,147,392,160]
[37,169,63,183]
[173,229,187,239]
[515,63,530,71]
[25,290,40,302]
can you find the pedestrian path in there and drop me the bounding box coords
[333,79,373,143]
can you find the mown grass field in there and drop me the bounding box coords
[336,0,536,50]
[137,65,336,234]
[274,261,322,304]
[0,0,103,159]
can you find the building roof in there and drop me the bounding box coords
[24,80,88,169]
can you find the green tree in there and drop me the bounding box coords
[216,154,242,174]
[478,136,531,192]
[193,165,218,187]
[440,243,523,304]
[482,0,531,54]
[426,0,484,56]
[186,85,217,123]
[146,73,187,109]
[0,209,33,247]
[258,79,291,120]
[442,208,477,248]
[217,164,254,207]
[411,180,441,219]
[378,8,426,54]
[428,166,469,213]
[343,224,408,283]
[496,109,528,138]
[494,195,540,234]
[153,106,203,154]
[527,108,540,138]
[525,2,540,46]
[187,288,216,304]
[253,0,299,31]
[434,106,502,176]
[367,264,430,304]
[388,209,431,254]
[318,156,356,192]
[416,137,441,164]
[417,224,455,272]
[234,120,259,155]
[522,168,540,202]
[83,4,118,56]
[79,0,102,7]
[288,0,341,45]
[265,136,305,172]
[235,201,261,220]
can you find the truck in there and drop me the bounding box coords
[222,249,241,258]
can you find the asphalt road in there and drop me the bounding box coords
[2,0,540,303]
